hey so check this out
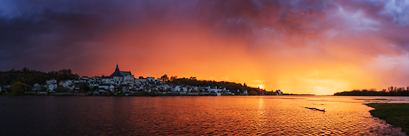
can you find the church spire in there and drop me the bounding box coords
[115,64,119,72]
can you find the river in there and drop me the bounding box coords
[0,96,408,135]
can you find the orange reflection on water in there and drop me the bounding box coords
[126,96,406,135]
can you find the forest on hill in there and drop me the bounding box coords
[334,87,409,96]
[0,68,78,87]
[169,77,262,94]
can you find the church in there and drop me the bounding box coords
[103,64,135,85]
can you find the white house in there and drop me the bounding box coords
[59,80,73,88]
[173,86,181,92]
[276,90,283,95]
[32,83,43,91]
[193,87,199,92]
[182,87,188,92]
[123,75,135,84]
[102,78,115,84]
[46,79,57,84]
[146,77,155,82]
[88,77,97,83]
[80,76,89,80]
[110,85,115,92]
[47,84,57,91]
[134,79,145,84]
[113,76,123,85]
[99,84,110,90]
[208,86,220,93]
[46,79,57,91]
[74,79,87,83]
[88,82,99,87]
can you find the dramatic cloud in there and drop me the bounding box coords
[1,0,409,94]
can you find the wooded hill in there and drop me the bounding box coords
[0,68,79,86]
[334,87,409,96]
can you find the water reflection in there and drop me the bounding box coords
[0,96,407,135]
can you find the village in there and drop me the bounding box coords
[22,65,266,96]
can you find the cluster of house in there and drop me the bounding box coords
[30,65,242,96]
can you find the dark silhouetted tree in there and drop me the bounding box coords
[160,74,169,82]
[170,76,178,81]
[11,82,27,96]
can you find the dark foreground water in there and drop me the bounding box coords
[0,96,408,135]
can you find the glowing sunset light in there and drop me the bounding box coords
[1,0,409,95]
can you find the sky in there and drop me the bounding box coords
[1,0,409,95]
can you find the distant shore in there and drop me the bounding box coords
[366,103,409,135]
[334,88,409,96]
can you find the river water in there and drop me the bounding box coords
[0,96,408,135]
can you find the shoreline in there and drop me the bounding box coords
[366,103,409,135]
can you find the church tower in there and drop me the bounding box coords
[110,64,123,77]
[115,64,119,72]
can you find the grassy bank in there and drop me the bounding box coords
[0,92,12,96]
[366,103,409,134]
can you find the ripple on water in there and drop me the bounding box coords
[0,96,407,135]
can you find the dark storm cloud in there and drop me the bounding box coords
[0,0,334,71]
[189,0,333,39]
[0,0,132,71]
[0,7,104,70]
[1,0,409,72]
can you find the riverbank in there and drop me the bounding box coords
[366,103,409,135]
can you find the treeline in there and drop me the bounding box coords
[168,76,261,94]
[0,67,79,86]
[334,87,409,96]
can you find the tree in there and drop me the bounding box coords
[161,74,169,82]
[0,68,78,86]
[189,76,197,80]
[80,83,90,92]
[92,86,99,91]
[55,85,67,92]
[170,76,177,81]
[11,82,27,96]
[22,67,29,73]
[129,88,137,91]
